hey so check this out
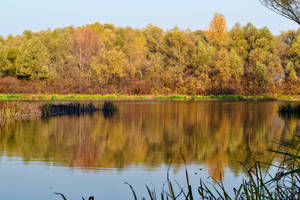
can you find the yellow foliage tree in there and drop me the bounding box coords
[206,14,229,43]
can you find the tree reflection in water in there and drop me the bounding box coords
[0,102,299,180]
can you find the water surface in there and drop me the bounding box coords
[0,102,299,199]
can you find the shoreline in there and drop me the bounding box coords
[0,94,299,102]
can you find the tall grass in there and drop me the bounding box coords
[126,148,300,200]
[53,145,300,200]
[0,102,21,124]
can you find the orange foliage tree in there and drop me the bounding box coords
[206,13,229,43]
[72,27,100,70]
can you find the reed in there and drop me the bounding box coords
[0,102,21,124]
[126,149,300,200]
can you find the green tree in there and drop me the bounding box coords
[190,40,215,94]
[247,27,283,94]
[288,29,300,74]
[228,23,249,59]
[15,36,51,80]
[91,49,127,88]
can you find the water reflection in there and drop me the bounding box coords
[0,102,299,180]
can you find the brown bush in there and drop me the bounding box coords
[0,77,41,93]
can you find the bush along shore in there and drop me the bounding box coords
[279,104,300,114]
[0,101,118,124]
[41,103,100,117]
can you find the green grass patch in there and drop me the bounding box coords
[0,94,298,102]
[0,94,23,100]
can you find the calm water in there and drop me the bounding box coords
[0,101,299,199]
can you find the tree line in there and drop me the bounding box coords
[0,14,299,95]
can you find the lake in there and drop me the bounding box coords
[0,101,299,199]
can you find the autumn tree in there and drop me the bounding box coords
[190,40,215,94]
[206,14,229,44]
[284,61,299,93]
[0,21,298,95]
[143,25,164,54]
[288,29,300,73]
[91,49,128,90]
[72,27,100,70]
[229,49,244,93]
[247,27,283,94]
[212,48,231,94]
[15,36,51,80]
[228,23,249,59]
[0,41,6,77]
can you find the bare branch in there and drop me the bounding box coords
[259,0,300,25]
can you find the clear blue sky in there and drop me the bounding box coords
[1,0,298,37]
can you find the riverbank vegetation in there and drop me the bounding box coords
[0,101,118,124]
[279,104,300,116]
[0,102,41,124]
[0,94,299,102]
[0,102,21,124]
[0,14,299,95]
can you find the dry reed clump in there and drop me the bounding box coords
[0,102,41,124]
[0,102,21,124]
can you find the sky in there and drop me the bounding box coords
[1,0,298,37]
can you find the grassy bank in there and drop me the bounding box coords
[0,94,299,102]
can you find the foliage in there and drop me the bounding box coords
[0,17,299,95]
[206,13,228,43]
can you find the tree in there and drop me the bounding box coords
[15,36,51,80]
[284,61,299,93]
[72,27,100,70]
[190,41,215,94]
[206,14,229,43]
[143,25,164,54]
[288,29,300,73]
[212,48,231,93]
[228,23,249,59]
[0,21,298,95]
[246,27,283,94]
[259,0,300,25]
[91,49,127,87]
